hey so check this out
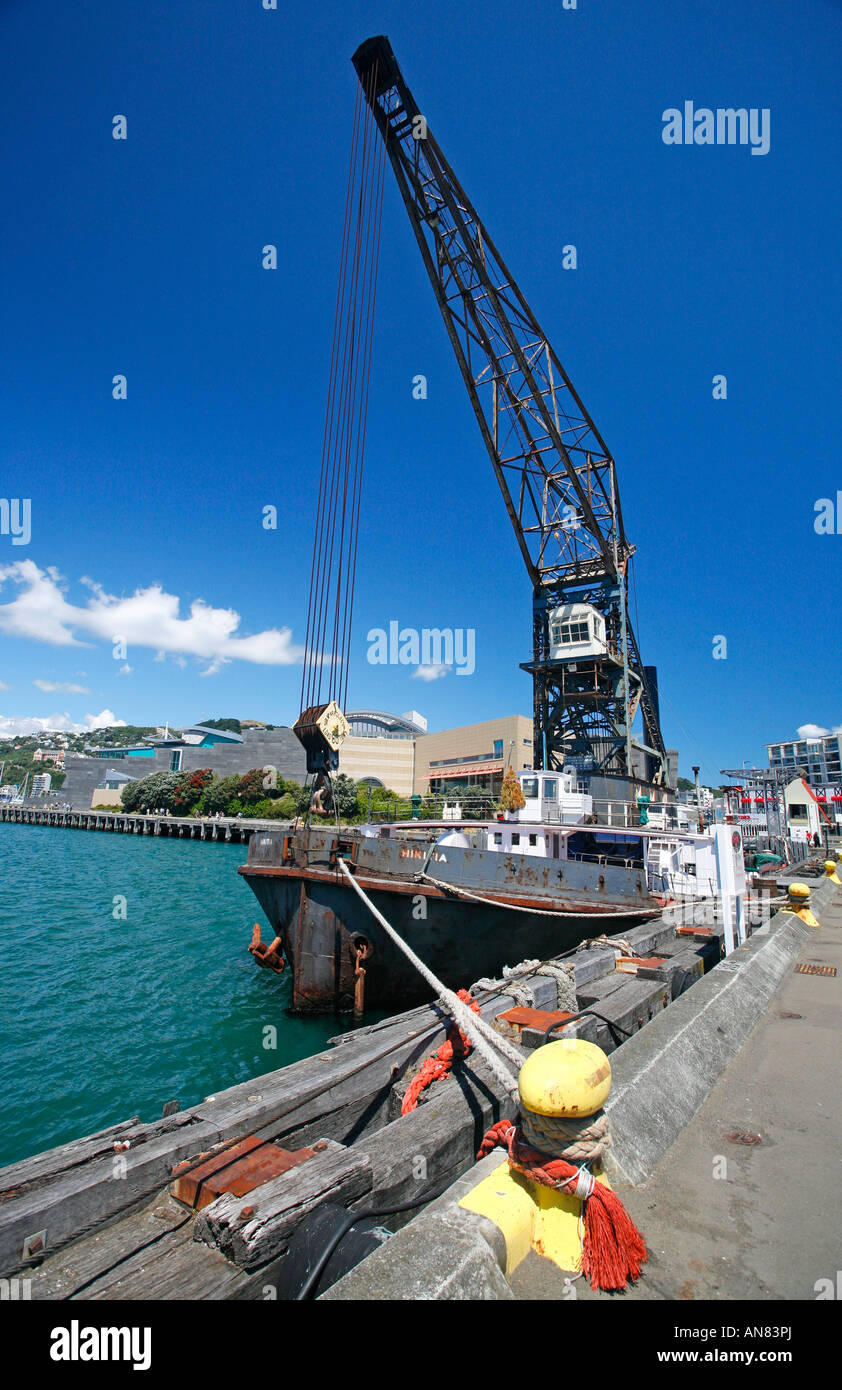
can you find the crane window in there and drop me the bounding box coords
[552,620,590,645]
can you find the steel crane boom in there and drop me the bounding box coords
[352,35,667,785]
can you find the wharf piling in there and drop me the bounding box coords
[0,805,277,843]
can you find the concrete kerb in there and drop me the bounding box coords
[323,880,836,1300]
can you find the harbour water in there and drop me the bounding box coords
[0,824,346,1168]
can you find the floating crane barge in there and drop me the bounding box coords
[242,38,714,1013]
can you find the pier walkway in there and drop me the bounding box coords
[0,805,290,843]
[512,883,842,1301]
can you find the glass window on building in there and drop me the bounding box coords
[493,739,503,759]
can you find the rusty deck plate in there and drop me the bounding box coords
[170,1136,320,1210]
[794,962,837,977]
[496,1006,575,1032]
[615,955,667,972]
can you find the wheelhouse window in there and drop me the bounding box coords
[542,779,557,799]
[521,777,539,798]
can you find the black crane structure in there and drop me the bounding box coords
[352,36,669,789]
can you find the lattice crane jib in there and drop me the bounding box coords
[352,36,667,785]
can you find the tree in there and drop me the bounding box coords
[332,774,359,818]
[236,769,268,805]
[173,768,213,813]
[202,774,241,816]
[120,770,182,813]
[120,778,144,812]
[500,767,526,814]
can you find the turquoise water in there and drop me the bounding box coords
[0,824,347,1168]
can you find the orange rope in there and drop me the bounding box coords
[477,1119,647,1291]
[401,989,481,1115]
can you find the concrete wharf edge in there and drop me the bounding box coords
[322,878,836,1300]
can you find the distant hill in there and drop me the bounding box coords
[195,717,242,734]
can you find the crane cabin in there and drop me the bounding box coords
[547,603,608,662]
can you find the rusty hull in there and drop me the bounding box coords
[238,826,660,1015]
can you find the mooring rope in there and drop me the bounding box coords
[337,858,523,1101]
[413,870,656,919]
[579,934,639,955]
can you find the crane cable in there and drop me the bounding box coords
[300,61,386,716]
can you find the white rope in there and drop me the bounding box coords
[579,934,639,955]
[515,958,578,1012]
[337,859,523,1101]
[501,979,535,1007]
[414,871,657,919]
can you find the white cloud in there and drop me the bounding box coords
[796,722,838,741]
[0,561,305,667]
[116,664,132,677]
[0,680,10,691]
[413,663,450,682]
[198,656,229,678]
[87,708,126,730]
[0,708,126,738]
[33,679,91,694]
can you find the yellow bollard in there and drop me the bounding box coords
[460,1039,613,1275]
[782,882,819,927]
[824,860,841,885]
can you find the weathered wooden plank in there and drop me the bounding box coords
[0,1118,141,1197]
[620,919,677,954]
[195,1139,373,1270]
[353,1053,511,1213]
[638,950,705,999]
[28,1190,194,1300]
[568,945,621,987]
[0,1117,234,1278]
[576,971,627,1005]
[587,977,670,1053]
[93,1235,248,1301]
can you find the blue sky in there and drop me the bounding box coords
[1,0,840,782]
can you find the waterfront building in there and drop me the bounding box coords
[413,714,534,797]
[338,711,423,797]
[63,726,307,808]
[784,778,826,843]
[766,730,842,790]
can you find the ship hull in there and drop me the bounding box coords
[239,826,660,1014]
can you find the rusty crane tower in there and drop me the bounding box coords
[350,37,668,788]
[296,37,669,792]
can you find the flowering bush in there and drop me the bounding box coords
[172,768,213,813]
